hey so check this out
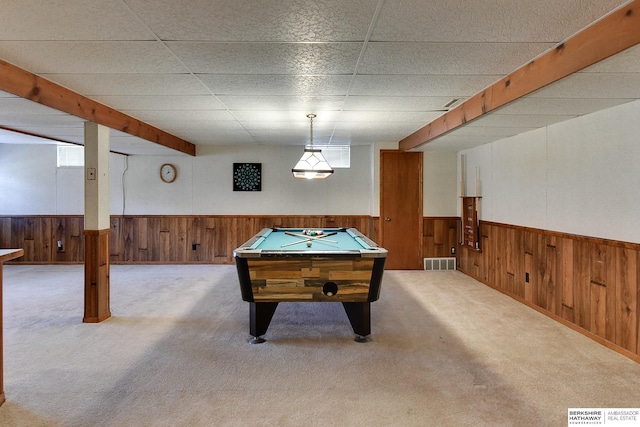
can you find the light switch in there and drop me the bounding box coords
[87,167,96,180]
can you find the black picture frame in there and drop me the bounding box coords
[233,163,262,191]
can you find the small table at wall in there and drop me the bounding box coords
[0,249,24,405]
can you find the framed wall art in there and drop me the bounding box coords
[233,163,262,191]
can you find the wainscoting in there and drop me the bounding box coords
[0,215,376,264]
[4,215,638,361]
[458,221,640,362]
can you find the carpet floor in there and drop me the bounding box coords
[0,265,638,426]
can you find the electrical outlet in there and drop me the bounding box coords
[451,247,456,255]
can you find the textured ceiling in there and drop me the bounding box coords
[0,0,634,155]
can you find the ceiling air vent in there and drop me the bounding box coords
[442,98,460,110]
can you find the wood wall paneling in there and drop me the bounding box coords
[4,215,640,361]
[0,216,383,265]
[459,220,640,363]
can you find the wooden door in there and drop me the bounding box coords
[380,150,423,269]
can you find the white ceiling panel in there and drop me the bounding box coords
[0,114,86,128]
[359,42,554,75]
[40,74,210,97]
[530,73,640,99]
[343,96,458,112]
[126,0,378,42]
[218,96,346,112]
[0,98,68,116]
[231,110,342,123]
[465,114,578,128]
[122,110,236,124]
[0,0,154,41]
[582,44,640,73]
[0,41,188,74]
[416,134,500,152]
[338,111,442,123]
[198,75,353,96]
[167,42,362,75]
[349,75,503,97]
[110,136,178,156]
[0,0,635,155]
[92,95,227,111]
[371,0,626,43]
[493,98,633,116]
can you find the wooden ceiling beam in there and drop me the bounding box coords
[400,0,640,152]
[0,59,196,156]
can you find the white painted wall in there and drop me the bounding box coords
[0,144,57,214]
[1,143,388,216]
[459,98,640,244]
[423,150,458,216]
[0,139,464,219]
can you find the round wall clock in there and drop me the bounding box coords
[160,163,177,183]
[233,163,262,191]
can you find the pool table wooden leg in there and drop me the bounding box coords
[342,302,371,342]
[249,302,278,344]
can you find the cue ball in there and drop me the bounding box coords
[306,241,312,247]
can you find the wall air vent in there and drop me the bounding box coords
[423,257,457,271]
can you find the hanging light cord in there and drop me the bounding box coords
[307,113,316,147]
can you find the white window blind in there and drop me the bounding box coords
[317,145,350,168]
[57,145,84,167]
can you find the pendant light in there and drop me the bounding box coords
[292,113,334,179]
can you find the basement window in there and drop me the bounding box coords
[57,145,84,167]
[316,145,350,168]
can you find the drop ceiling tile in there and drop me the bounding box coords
[0,41,188,74]
[219,96,346,111]
[123,110,236,124]
[343,96,458,112]
[127,0,377,42]
[338,111,442,123]
[110,137,178,156]
[12,126,85,138]
[41,74,210,96]
[418,134,499,151]
[0,0,153,40]
[0,98,68,115]
[333,126,424,144]
[582,44,640,73]
[93,95,227,111]
[0,129,58,145]
[232,110,342,123]
[198,74,352,96]
[359,42,554,75]
[446,126,538,137]
[466,114,577,128]
[530,73,640,99]
[0,114,85,128]
[495,97,633,116]
[350,75,502,96]
[371,0,625,42]
[167,42,361,74]
[179,129,257,145]
[158,120,247,133]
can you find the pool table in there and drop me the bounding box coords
[233,227,387,343]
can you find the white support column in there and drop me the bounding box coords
[84,122,110,230]
[83,122,111,323]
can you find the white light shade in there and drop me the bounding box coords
[292,147,334,179]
